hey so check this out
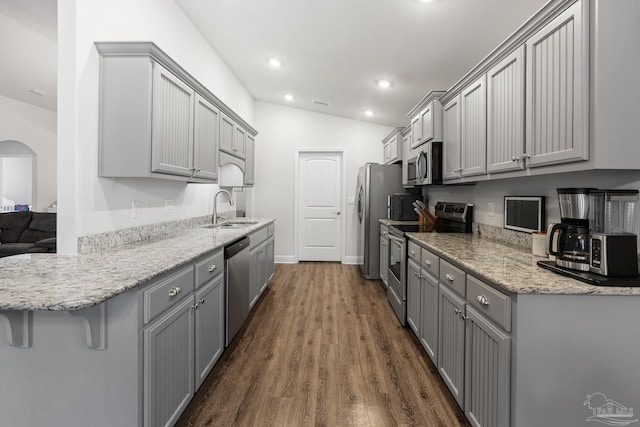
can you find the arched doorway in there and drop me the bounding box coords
[0,140,37,211]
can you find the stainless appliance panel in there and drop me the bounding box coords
[225,237,250,346]
[357,163,403,279]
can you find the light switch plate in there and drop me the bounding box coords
[131,201,141,218]
[488,201,495,217]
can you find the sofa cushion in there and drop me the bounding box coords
[0,243,35,257]
[0,212,33,243]
[19,213,56,243]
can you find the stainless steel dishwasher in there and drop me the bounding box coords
[224,236,250,346]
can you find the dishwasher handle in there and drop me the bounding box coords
[224,237,250,258]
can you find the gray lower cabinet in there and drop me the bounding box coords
[419,269,438,364]
[437,283,466,408]
[407,258,421,335]
[194,274,224,390]
[144,296,195,427]
[379,225,389,286]
[249,224,276,308]
[465,306,511,427]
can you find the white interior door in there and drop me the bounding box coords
[297,151,342,261]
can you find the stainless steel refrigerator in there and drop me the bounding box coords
[356,163,403,279]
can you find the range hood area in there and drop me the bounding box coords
[219,152,245,187]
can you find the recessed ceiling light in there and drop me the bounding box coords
[284,94,294,101]
[267,57,282,68]
[364,110,374,117]
[418,0,435,3]
[376,79,392,89]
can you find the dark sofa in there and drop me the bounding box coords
[0,212,56,258]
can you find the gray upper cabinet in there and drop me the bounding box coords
[443,95,462,181]
[487,46,526,173]
[193,94,220,180]
[96,42,257,183]
[460,75,487,177]
[525,0,587,167]
[244,133,255,186]
[151,64,195,176]
[382,128,403,165]
[408,91,445,150]
[220,112,247,159]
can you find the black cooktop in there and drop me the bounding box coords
[537,260,640,287]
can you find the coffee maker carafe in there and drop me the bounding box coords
[548,188,594,271]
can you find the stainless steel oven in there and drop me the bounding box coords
[387,231,406,325]
[386,202,473,326]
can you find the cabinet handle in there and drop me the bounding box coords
[192,304,199,310]
[454,308,460,315]
[208,264,217,273]
[424,259,431,266]
[410,249,416,256]
[169,286,182,297]
[511,155,520,162]
[476,295,490,306]
[233,148,238,152]
[522,153,530,159]
[199,298,205,305]
[445,273,454,282]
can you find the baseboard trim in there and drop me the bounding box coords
[342,256,359,265]
[275,255,298,264]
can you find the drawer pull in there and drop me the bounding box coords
[208,264,217,273]
[410,249,416,256]
[424,259,432,266]
[454,308,460,315]
[168,286,182,297]
[445,273,454,282]
[476,295,490,306]
[199,298,205,305]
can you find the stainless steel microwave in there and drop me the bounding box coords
[406,142,442,186]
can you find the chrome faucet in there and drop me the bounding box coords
[212,189,233,224]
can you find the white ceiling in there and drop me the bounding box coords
[0,0,57,111]
[0,0,549,125]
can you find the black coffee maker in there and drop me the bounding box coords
[548,188,595,272]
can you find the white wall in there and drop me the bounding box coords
[2,157,33,206]
[251,101,392,263]
[0,95,56,210]
[58,0,255,254]
[424,170,640,233]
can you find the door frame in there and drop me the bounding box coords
[294,148,346,263]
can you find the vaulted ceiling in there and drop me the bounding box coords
[1,0,548,126]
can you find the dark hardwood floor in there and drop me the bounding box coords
[178,262,469,427]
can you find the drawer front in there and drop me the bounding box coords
[421,248,439,278]
[250,227,269,249]
[408,240,421,262]
[195,249,223,289]
[144,267,194,324]
[439,259,465,297]
[466,275,512,331]
[268,223,275,237]
[380,224,389,238]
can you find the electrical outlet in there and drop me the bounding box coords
[164,200,174,213]
[488,201,495,217]
[131,201,141,218]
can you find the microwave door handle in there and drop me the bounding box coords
[416,155,422,183]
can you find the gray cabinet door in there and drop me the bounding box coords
[460,75,487,177]
[487,46,526,173]
[443,95,462,180]
[249,246,260,308]
[266,236,275,283]
[244,133,255,185]
[144,296,195,427]
[420,271,439,365]
[525,0,587,167]
[195,274,224,391]
[407,258,421,335]
[379,233,389,286]
[193,94,219,180]
[465,306,511,427]
[220,113,235,154]
[233,125,246,158]
[438,283,466,408]
[258,241,268,293]
[151,63,195,176]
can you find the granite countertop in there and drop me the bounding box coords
[0,218,275,311]
[407,232,640,296]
